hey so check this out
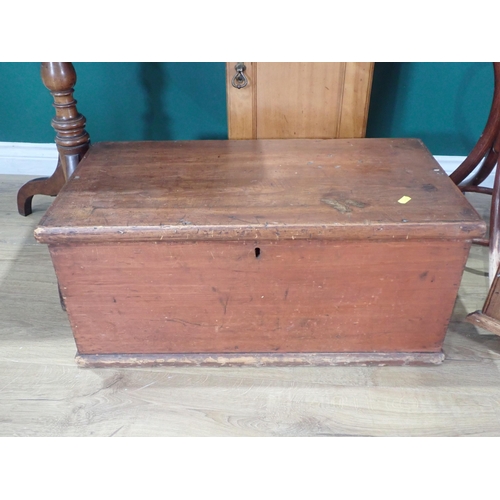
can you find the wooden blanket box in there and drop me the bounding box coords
[35,139,486,367]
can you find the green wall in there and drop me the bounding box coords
[0,62,228,144]
[0,62,494,156]
[366,62,493,155]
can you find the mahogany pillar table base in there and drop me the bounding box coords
[17,158,65,216]
[17,62,90,216]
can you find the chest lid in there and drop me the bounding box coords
[35,139,486,244]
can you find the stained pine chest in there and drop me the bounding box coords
[35,139,486,366]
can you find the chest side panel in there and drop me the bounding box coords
[50,238,469,355]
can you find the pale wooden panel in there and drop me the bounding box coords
[226,62,256,139]
[256,62,346,139]
[226,62,374,140]
[338,62,374,138]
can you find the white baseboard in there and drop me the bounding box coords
[0,143,496,188]
[0,142,58,175]
[434,155,495,189]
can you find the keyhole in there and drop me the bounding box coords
[255,247,261,259]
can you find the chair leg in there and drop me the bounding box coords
[489,138,500,283]
[450,63,500,278]
[466,263,500,335]
[452,63,500,334]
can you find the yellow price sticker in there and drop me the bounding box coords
[398,196,411,204]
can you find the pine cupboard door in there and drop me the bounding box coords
[226,62,374,139]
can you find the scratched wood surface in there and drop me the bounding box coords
[51,239,469,356]
[2,175,500,436]
[35,139,485,244]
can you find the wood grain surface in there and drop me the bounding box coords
[226,63,374,140]
[75,351,446,367]
[51,239,469,356]
[35,139,485,244]
[226,62,257,140]
[2,177,500,436]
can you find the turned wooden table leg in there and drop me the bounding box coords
[17,62,90,216]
